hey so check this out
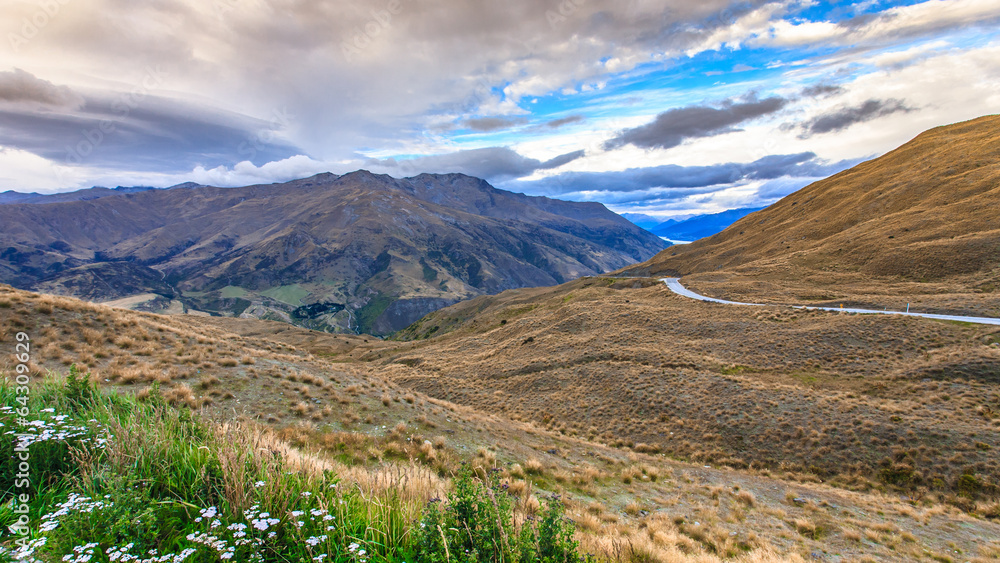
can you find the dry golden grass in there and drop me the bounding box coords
[524,457,544,475]
[4,283,1000,561]
[376,277,1000,507]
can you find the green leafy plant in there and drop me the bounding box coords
[64,364,95,411]
[416,466,584,563]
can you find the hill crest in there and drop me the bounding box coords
[624,115,1000,287]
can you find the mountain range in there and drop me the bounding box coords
[0,185,164,204]
[0,171,665,334]
[649,207,764,241]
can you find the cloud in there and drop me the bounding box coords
[0,69,84,110]
[869,41,952,69]
[546,115,585,128]
[189,155,332,187]
[603,95,789,150]
[754,0,1000,49]
[0,72,302,172]
[368,146,586,181]
[462,116,529,131]
[502,152,859,197]
[801,98,913,136]
[179,146,588,188]
[2,0,785,163]
[684,2,786,54]
[801,84,844,98]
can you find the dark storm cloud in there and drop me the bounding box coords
[0,69,84,109]
[0,71,302,171]
[801,98,913,136]
[462,117,529,132]
[502,152,859,197]
[603,95,789,150]
[367,147,586,181]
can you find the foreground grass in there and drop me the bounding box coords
[0,367,582,562]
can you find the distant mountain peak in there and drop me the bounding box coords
[167,182,204,190]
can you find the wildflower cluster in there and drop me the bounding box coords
[39,493,113,532]
[0,406,111,450]
[104,544,197,563]
[183,500,348,562]
[0,536,47,562]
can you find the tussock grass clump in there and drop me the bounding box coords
[524,457,545,475]
[736,489,756,507]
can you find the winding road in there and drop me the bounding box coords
[661,278,1000,326]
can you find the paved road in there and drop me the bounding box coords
[661,278,1000,326]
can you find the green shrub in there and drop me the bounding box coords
[957,473,981,498]
[64,364,95,411]
[879,463,915,487]
[416,466,585,562]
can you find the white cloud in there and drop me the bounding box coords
[869,40,952,67]
[189,155,333,187]
[0,148,78,192]
[762,19,843,47]
[753,0,1000,49]
[685,2,787,55]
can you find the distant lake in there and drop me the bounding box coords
[660,237,692,245]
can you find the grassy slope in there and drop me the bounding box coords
[3,285,1000,561]
[382,277,1000,504]
[0,377,426,562]
[0,374,580,563]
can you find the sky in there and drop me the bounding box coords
[1,0,999,218]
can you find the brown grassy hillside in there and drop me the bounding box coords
[622,115,1000,311]
[5,284,1000,561]
[385,277,1000,507]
